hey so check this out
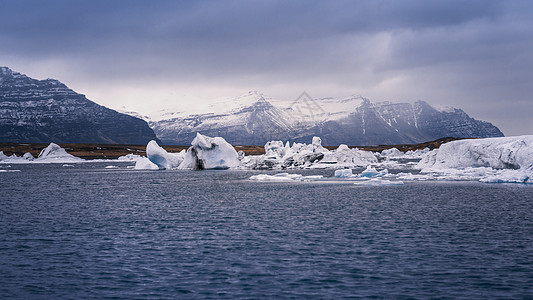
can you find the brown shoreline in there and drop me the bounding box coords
[0,137,463,160]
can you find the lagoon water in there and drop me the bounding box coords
[1,163,533,299]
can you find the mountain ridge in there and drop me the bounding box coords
[0,66,159,144]
[146,91,504,146]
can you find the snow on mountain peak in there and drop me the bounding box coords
[0,66,13,76]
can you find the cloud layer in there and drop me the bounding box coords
[1,0,532,135]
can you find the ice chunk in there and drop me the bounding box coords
[1,144,82,164]
[414,135,533,184]
[37,143,84,163]
[353,179,404,186]
[312,136,325,153]
[334,169,354,178]
[417,136,533,171]
[360,166,388,178]
[265,140,285,158]
[146,140,185,169]
[249,173,323,182]
[134,157,160,170]
[381,147,402,157]
[118,154,143,161]
[179,133,240,170]
[22,152,34,161]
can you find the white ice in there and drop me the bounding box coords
[179,133,240,170]
[145,133,240,170]
[416,135,533,184]
[146,140,185,169]
[243,137,377,169]
[0,143,84,164]
[249,173,323,182]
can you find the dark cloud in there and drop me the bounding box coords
[0,0,532,134]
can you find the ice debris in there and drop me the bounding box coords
[0,143,83,164]
[243,137,377,169]
[249,173,323,182]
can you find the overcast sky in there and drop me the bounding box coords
[1,0,532,135]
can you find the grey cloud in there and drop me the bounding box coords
[1,0,532,135]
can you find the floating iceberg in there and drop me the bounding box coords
[361,166,388,178]
[416,135,533,184]
[334,166,388,178]
[134,157,160,170]
[353,179,404,186]
[36,143,85,163]
[179,133,240,170]
[0,151,33,163]
[146,140,185,169]
[0,143,84,164]
[117,153,144,161]
[334,169,354,178]
[249,173,323,182]
[145,134,240,170]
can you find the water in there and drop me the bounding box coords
[1,163,533,299]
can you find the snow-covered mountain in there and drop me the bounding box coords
[151,91,300,145]
[0,67,159,144]
[149,91,504,145]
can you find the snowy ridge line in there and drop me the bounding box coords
[140,91,503,146]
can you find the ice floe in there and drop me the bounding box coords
[0,143,84,164]
[249,173,323,182]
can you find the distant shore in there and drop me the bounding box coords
[0,137,463,160]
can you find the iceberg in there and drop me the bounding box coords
[146,140,185,169]
[36,143,84,163]
[117,153,143,161]
[145,134,240,170]
[416,135,533,184]
[334,169,354,178]
[249,173,323,182]
[361,166,388,178]
[179,133,240,170]
[0,143,84,164]
[134,157,160,170]
[0,151,36,163]
[353,179,404,186]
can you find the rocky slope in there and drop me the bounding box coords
[0,67,159,144]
